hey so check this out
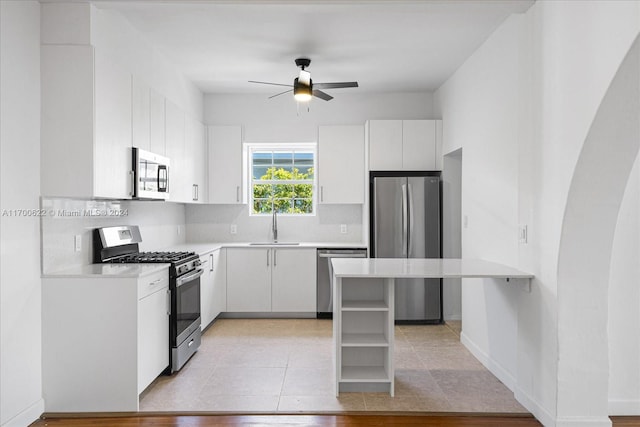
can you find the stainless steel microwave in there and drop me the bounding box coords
[132,147,170,200]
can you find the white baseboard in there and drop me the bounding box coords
[608,398,640,415]
[460,331,516,390]
[443,314,462,321]
[514,386,557,427]
[461,331,558,426]
[554,416,612,427]
[1,398,44,427]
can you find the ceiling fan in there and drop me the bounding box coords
[249,58,358,102]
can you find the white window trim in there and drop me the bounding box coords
[243,142,317,216]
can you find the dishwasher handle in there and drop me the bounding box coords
[318,252,367,258]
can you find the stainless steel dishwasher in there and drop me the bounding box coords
[317,248,368,318]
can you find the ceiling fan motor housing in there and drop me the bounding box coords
[295,58,311,69]
[294,77,312,99]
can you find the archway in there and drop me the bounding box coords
[556,35,640,426]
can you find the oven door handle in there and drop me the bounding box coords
[176,269,203,287]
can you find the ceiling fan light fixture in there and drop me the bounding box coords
[293,77,312,102]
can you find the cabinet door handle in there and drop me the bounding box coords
[209,253,214,272]
[320,186,324,202]
[149,278,162,286]
[236,186,240,203]
[129,170,135,197]
[266,248,270,266]
[273,249,277,267]
[193,184,198,201]
[166,289,171,315]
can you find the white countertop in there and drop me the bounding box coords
[42,263,170,278]
[331,258,534,279]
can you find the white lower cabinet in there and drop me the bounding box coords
[226,247,316,313]
[138,283,170,394]
[271,248,317,312]
[335,277,394,395]
[227,248,272,312]
[42,267,169,412]
[200,248,227,328]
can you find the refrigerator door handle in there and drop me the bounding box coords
[408,183,414,257]
[401,183,408,257]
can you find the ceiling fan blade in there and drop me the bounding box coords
[248,80,293,88]
[313,82,359,89]
[313,90,333,101]
[268,89,293,99]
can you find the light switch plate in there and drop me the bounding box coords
[230,224,237,234]
[519,225,528,244]
[340,224,347,234]
[74,234,82,252]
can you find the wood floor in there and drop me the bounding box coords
[29,414,640,427]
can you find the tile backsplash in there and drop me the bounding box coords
[185,203,364,244]
[41,198,186,273]
[41,198,365,274]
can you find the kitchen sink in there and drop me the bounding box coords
[249,242,300,246]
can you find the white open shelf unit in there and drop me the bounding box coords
[333,277,395,396]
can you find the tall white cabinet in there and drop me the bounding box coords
[41,45,132,199]
[368,119,442,171]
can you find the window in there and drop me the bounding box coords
[247,143,315,215]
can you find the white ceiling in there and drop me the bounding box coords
[94,0,535,95]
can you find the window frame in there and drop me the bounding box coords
[244,142,317,216]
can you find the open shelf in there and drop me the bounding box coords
[341,366,390,382]
[342,333,389,347]
[341,300,389,311]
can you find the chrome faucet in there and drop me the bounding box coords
[272,209,278,243]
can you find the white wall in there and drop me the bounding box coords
[608,157,640,415]
[435,11,523,394]
[0,2,45,426]
[435,1,640,425]
[188,92,435,243]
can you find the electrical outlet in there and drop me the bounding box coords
[340,224,347,234]
[74,234,82,252]
[230,224,237,234]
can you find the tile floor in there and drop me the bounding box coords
[139,318,526,413]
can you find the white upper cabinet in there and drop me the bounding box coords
[149,88,166,156]
[318,125,365,204]
[185,116,207,203]
[208,125,243,204]
[368,120,442,171]
[165,99,187,203]
[368,120,403,171]
[41,45,132,199]
[132,76,151,152]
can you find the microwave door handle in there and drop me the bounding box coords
[157,165,168,192]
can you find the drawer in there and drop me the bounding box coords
[138,270,169,299]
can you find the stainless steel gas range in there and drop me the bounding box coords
[93,225,202,373]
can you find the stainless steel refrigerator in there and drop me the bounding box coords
[370,173,442,323]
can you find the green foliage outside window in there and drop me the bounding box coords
[252,166,314,214]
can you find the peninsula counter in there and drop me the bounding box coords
[331,258,533,396]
